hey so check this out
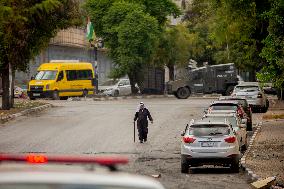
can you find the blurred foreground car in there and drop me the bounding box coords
[0,154,165,189]
[180,120,241,173]
[232,82,269,113]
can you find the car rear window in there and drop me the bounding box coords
[202,117,237,128]
[235,86,259,92]
[189,124,230,136]
[210,104,238,111]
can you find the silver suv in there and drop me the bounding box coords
[232,82,269,113]
[180,120,241,173]
[202,113,248,152]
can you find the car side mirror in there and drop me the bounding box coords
[92,78,97,86]
[182,124,189,136]
[30,76,35,80]
[56,76,62,82]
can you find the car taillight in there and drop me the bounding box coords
[224,136,236,143]
[183,137,196,143]
[257,93,262,98]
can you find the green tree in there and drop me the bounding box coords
[152,24,198,80]
[84,0,180,92]
[0,0,81,109]
[258,0,284,96]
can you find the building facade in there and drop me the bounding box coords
[15,28,114,86]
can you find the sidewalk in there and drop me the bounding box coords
[0,99,51,123]
[245,100,284,187]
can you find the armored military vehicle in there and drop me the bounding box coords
[167,63,238,99]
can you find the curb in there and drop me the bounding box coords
[92,94,219,101]
[241,121,263,182]
[0,104,52,123]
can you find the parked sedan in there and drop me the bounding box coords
[181,120,241,173]
[218,96,252,131]
[232,82,269,113]
[99,79,133,97]
[207,100,248,121]
[202,113,248,151]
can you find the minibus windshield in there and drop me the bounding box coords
[35,71,58,80]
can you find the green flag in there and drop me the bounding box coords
[86,19,95,42]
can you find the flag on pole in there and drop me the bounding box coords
[86,17,95,42]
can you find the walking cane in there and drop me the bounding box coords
[133,121,136,143]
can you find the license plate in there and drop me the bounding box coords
[33,93,40,97]
[201,142,216,147]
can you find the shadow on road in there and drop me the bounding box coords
[189,167,240,174]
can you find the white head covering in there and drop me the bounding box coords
[136,102,146,112]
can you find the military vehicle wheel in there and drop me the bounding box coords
[176,87,190,99]
[225,86,234,96]
[60,96,68,100]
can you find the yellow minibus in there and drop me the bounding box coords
[28,60,95,100]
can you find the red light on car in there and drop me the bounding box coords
[224,136,236,143]
[0,154,129,167]
[183,137,196,143]
[27,155,47,164]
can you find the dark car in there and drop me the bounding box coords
[219,96,252,131]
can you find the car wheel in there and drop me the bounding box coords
[247,121,253,131]
[30,97,36,100]
[52,90,60,100]
[176,87,191,99]
[241,137,248,152]
[181,156,190,174]
[230,160,240,173]
[113,90,119,97]
[60,96,68,100]
[82,89,88,97]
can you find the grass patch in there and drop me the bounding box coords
[0,100,46,116]
[263,113,284,120]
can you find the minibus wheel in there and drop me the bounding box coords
[52,91,59,100]
[82,89,88,97]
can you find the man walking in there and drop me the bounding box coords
[134,102,153,143]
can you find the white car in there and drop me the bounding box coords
[181,120,241,173]
[232,82,269,113]
[99,79,133,97]
[0,154,165,189]
[14,86,24,98]
[202,113,248,152]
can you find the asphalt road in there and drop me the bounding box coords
[0,98,262,189]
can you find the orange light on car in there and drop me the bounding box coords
[26,155,48,164]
